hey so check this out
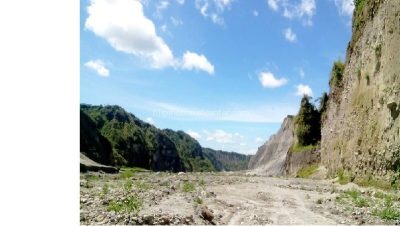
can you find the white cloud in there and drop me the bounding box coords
[334,0,354,17]
[255,137,264,143]
[146,117,155,124]
[84,59,109,77]
[160,24,168,32]
[284,27,297,42]
[204,129,242,144]
[171,16,183,26]
[195,0,233,25]
[181,51,215,74]
[296,84,313,97]
[253,10,259,16]
[267,0,279,11]
[268,0,316,26]
[156,1,170,17]
[186,130,202,139]
[259,72,288,88]
[85,0,174,68]
[85,0,214,74]
[177,0,185,5]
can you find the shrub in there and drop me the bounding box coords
[329,61,345,88]
[195,197,203,204]
[182,182,196,193]
[107,195,142,213]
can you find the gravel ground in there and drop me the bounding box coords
[80,171,400,225]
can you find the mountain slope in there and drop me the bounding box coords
[248,116,295,176]
[321,0,400,183]
[202,148,251,171]
[80,104,250,172]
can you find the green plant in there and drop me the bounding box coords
[107,195,142,213]
[135,181,151,192]
[377,207,400,220]
[124,180,133,192]
[354,197,369,207]
[195,197,203,204]
[182,182,196,193]
[329,60,345,88]
[102,183,109,196]
[294,96,321,146]
[297,164,318,178]
[290,144,318,153]
[344,189,361,200]
[354,0,365,15]
[372,196,400,220]
[198,178,206,187]
[84,174,98,181]
[337,169,350,185]
[120,170,134,179]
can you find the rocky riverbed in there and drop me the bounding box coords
[80,170,400,225]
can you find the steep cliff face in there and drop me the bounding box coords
[248,116,295,176]
[321,0,400,178]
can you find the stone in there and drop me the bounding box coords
[201,206,214,221]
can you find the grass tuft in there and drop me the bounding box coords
[107,195,142,213]
[182,182,196,193]
[297,164,318,178]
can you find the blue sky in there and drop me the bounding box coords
[80,0,355,154]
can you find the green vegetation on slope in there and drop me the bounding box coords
[202,148,251,171]
[163,129,216,172]
[294,96,321,147]
[80,104,250,172]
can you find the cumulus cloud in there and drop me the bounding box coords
[267,0,316,26]
[334,0,354,17]
[177,0,185,5]
[195,0,233,25]
[204,129,242,144]
[84,59,109,77]
[181,51,215,75]
[296,84,313,97]
[259,72,288,88]
[267,0,279,11]
[85,0,174,68]
[85,0,214,74]
[284,27,297,42]
[186,130,202,139]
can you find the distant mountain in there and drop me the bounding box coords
[203,148,251,171]
[80,104,250,172]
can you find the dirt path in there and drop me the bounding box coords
[80,172,399,225]
[207,177,337,224]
